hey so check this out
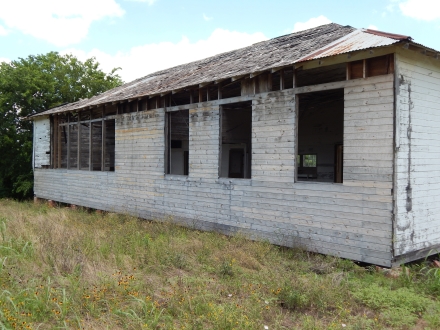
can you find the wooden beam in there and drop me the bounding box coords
[218,82,222,100]
[214,78,227,84]
[231,74,246,82]
[346,62,352,80]
[249,71,262,79]
[280,69,285,90]
[362,59,367,78]
[199,81,211,88]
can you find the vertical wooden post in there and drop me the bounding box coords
[198,88,203,103]
[67,114,70,169]
[164,111,169,174]
[101,108,105,171]
[280,69,285,90]
[89,110,92,170]
[294,95,299,183]
[77,113,80,170]
[189,89,194,104]
[218,105,223,178]
[363,59,367,78]
[346,62,351,80]
[218,82,222,100]
[292,67,296,88]
[57,116,62,168]
[51,116,56,168]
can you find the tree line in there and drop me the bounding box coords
[0,52,123,199]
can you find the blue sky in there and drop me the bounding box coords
[1,0,439,82]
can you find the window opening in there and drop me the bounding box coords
[347,54,394,80]
[221,80,241,99]
[271,71,281,91]
[297,89,344,182]
[220,101,252,179]
[297,154,317,179]
[296,63,347,87]
[52,109,115,171]
[170,90,191,106]
[166,110,189,175]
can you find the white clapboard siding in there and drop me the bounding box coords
[394,49,440,257]
[33,116,51,168]
[34,74,395,267]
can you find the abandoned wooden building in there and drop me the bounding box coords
[31,23,440,266]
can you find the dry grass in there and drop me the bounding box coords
[1,199,440,329]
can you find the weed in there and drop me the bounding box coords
[0,199,440,329]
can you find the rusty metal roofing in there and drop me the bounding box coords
[32,23,431,118]
[296,29,410,62]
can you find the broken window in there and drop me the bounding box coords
[52,109,115,171]
[166,110,189,175]
[297,89,344,183]
[220,101,252,179]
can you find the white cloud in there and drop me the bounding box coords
[367,25,379,30]
[399,0,440,20]
[0,57,10,64]
[125,0,157,3]
[62,28,268,82]
[292,15,332,33]
[0,0,124,46]
[203,13,213,21]
[0,24,8,36]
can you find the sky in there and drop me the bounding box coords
[0,0,440,83]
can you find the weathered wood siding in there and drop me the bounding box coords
[394,49,440,258]
[33,116,50,168]
[34,74,394,266]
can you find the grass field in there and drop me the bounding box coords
[1,199,440,329]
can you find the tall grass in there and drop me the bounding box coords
[0,199,439,329]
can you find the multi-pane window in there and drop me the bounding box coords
[51,107,116,171]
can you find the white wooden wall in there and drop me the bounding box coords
[33,116,50,168]
[34,74,395,266]
[394,49,440,259]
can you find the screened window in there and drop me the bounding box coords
[52,107,116,171]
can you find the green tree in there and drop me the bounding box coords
[0,52,123,199]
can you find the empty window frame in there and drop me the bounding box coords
[347,54,394,80]
[166,110,189,175]
[297,89,344,182]
[297,154,317,179]
[52,109,115,171]
[220,101,252,179]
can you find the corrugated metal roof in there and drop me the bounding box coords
[32,24,438,118]
[296,29,410,62]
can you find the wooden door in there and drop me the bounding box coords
[335,144,343,183]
